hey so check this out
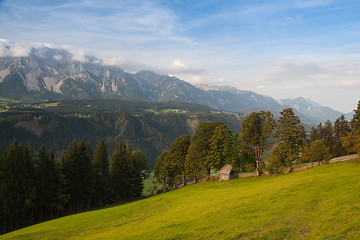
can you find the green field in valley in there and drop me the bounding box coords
[2,159,360,240]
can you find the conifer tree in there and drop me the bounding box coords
[35,145,62,220]
[1,140,36,230]
[323,120,335,155]
[350,100,360,132]
[334,115,351,156]
[111,142,128,202]
[62,139,93,212]
[93,139,109,206]
[342,102,360,154]
[124,142,143,199]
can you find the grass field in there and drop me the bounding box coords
[2,159,360,239]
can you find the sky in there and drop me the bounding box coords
[0,0,360,113]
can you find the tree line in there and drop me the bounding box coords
[0,110,244,167]
[0,139,149,234]
[155,102,360,191]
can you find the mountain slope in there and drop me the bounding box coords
[279,97,344,123]
[0,46,347,122]
[2,160,360,239]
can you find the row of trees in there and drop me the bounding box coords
[0,139,148,234]
[155,102,360,190]
[154,122,244,191]
[300,102,360,167]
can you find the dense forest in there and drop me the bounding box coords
[0,138,148,234]
[0,99,245,167]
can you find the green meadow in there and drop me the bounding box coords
[2,159,360,240]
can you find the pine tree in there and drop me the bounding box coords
[323,120,335,155]
[341,101,360,154]
[110,142,142,202]
[1,140,36,230]
[350,100,360,132]
[124,142,143,199]
[93,139,109,206]
[35,145,62,220]
[62,139,93,212]
[334,115,351,156]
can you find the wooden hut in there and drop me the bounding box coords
[219,164,238,181]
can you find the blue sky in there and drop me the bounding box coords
[1,0,360,113]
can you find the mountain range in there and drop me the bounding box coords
[0,46,351,123]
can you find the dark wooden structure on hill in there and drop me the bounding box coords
[219,164,238,181]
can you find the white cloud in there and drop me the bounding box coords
[172,59,187,70]
[253,59,360,94]
[70,49,88,62]
[255,60,324,84]
[0,39,32,57]
[102,57,123,66]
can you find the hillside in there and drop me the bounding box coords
[0,99,244,166]
[2,159,360,239]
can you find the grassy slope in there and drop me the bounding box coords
[2,160,360,240]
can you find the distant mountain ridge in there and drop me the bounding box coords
[0,46,349,123]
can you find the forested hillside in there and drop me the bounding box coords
[0,99,244,166]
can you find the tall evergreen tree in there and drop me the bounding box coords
[1,140,36,230]
[350,100,360,132]
[342,102,360,154]
[239,111,275,176]
[110,142,142,201]
[334,115,351,156]
[323,120,335,155]
[62,139,93,212]
[110,142,127,202]
[275,108,306,172]
[35,145,62,221]
[93,139,109,206]
[124,142,143,199]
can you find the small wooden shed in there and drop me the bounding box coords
[219,164,238,181]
